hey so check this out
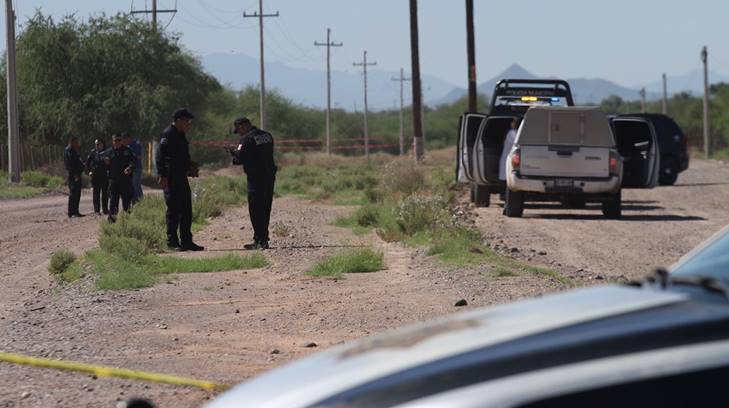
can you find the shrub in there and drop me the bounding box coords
[21,171,64,189]
[307,248,384,278]
[49,250,77,275]
[395,194,450,236]
[381,161,426,197]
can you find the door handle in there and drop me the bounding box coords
[556,151,573,157]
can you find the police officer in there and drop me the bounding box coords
[123,132,144,203]
[63,135,85,218]
[85,139,110,215]
[230,117,277,250]
[106,133,135,223]
[155,108,204,252]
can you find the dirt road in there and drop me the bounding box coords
[475,158,729,282]
[1,159,727,407]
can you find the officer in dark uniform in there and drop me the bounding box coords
[63,135,85,218]
[85,138,110,215]
[230,117,277,250]
[105,133,136,223]
[155,108,204,251]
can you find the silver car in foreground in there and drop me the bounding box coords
[206,226,729,408]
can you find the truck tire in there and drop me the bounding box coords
[602,191,622,219]
[473,184,490,207]
[504,189,524,218]
[659,156,679,186]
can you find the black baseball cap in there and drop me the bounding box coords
[173,108,195,120]
[233,117,251,127]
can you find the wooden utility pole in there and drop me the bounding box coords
[409,0,424,162]
[465,0,477,113]
[353,50,376,161]
[244,0,279,130]
[315,28,343,155]
[130,0,176,33]
[5,0,19,182]
[639,87,646,113]
[701,46,710,158]
[391,68,411,156]
[662,73,668,115]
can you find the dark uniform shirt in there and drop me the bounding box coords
[64,145,84,177]
[236,127,277,184]
[106,146,136,180]
[155,125,191,181]
[85,149,109,180]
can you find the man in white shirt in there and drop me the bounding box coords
[499,118,521,181]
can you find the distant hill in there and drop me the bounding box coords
[201,52,459,111]
[431,64,660,106]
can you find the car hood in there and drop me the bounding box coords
[206,285,687,408]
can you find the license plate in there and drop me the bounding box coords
[555,179,574,188]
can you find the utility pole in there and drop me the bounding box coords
[391,68,411,156]
[5,0,19,182]
[639,87,646,113]
[353,50,376,160]
[315,28,343,155]
[701,46,710,158]
[409,0,424,162]
[662,73,668,115]
[130,0,176,33]
[244,0,279,130]
[465,0,477,113]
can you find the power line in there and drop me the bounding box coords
[392,68,411,156]
[243,0,279,129]
[315,28,343,155]
[130,0,177,32]
[353,50,376,161]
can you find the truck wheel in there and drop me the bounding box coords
[602,191,622,219]
[659,156,679,186]
[473,184,490,207]
[504,189,524,218]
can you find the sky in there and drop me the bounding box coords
[3,0,728,88]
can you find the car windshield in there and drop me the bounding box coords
[672,227,729,282]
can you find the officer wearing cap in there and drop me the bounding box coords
[230,117,277,250]
[64,135,85,218]
[85,138,110,215]
[106,133,136,223]
[155,108,204,251]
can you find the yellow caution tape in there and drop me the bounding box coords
[0,351,229,392]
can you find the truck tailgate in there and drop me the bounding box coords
[520,145,610,178]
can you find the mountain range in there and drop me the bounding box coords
[200,54,729,110]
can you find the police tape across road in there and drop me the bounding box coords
[0,351,230,392]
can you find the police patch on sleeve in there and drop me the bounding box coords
[160,138,168,145]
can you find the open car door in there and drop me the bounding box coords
[473,115,518,185]
[612,117,660,188]
[457,113,486,183]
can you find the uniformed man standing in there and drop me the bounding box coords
[85,139,110,215]
[230,117,277,250]
[123,132,144,204]
[106,134,135,223]
[63,135,85,218]
[155,108,204,252]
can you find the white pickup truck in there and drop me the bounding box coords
[504,106,659,218]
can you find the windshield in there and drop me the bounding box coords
[494,95,569,107]
[672,227,729,281]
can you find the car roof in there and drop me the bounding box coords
[206,286,694,408]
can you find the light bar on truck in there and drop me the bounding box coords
[520,96,538,102]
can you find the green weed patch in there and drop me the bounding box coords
[307,248,384,278]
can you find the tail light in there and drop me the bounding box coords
[511,149,521,171]
[609,151,619,175]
